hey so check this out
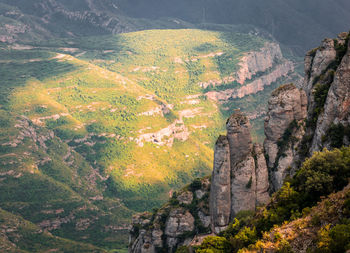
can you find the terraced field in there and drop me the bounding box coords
[0,28,301,250]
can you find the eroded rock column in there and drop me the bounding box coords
[253,144,270,206]
[226,110,253,167]
[210,135,231,234]
[226,111,256,216]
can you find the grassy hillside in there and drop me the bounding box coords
[0,28,298,250]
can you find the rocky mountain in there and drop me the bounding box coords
[0,0,192,44]
[0,0,349,54]
[119,0,350,54]
[129,31,350,252]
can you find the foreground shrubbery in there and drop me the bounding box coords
[190,147,350,253]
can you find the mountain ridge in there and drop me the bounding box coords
[0,0,349,54]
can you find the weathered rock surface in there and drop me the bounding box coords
[210,135,231,234]
[226,113,269,216]
[129,178,211,252]
[206,60,294,102]
[236,43,284,85]
[226,111,253,166]
[264,84,307,190]
[165,208,195,249]
[253,144,270,205]
[304,39,337,93]
[231,155,257,215]
[311,37,350,151]
[177,191,193,205]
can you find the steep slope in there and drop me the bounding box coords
[249,182,350,252]
[129,31,350,253]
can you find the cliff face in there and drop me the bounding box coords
[205,43,295,102]
[264,84,307,190]
[129,32,350,253]
[310,34,350,152]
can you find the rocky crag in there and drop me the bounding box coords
[129,31,350,252]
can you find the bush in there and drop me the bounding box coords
[176,246,190,253]
[316,223,350,253]
[230,226,257,251]
[324,124,350,148]
[197,236,231,253]
[293,147,350,206]
[189,178,202,192]
[255,183,300,233]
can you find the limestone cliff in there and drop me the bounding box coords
[226,112,269,217]
[310,34,350,152]
[204,43,295,102]
[210,136,231,234]
[294,32,350,159]
[264,84,307,190]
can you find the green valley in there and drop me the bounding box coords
[0,28,299,250]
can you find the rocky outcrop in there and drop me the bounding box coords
[304,39,337,94]
[129,177,211,253]
[165,208,195,250]
[310,36,350,152]
[289,32,350,158]
[200,42,285,89]
[263,84,307,190]
[129,110,272,252]
[205,61,294,102]
[210,112,270,233]
[227,112,269,216]
[235,43,283,85]
[210,135,231,234]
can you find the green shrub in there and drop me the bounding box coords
[324,124,350,148]
[176,246,190,253]
[276,239,293,253]
[197,236,231,253]
[311,83,331,127]
[315,223,350,253]
[329,224,350,253]
[230,226,257,251]
[189,179,202,192]
[293,147,350,206]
